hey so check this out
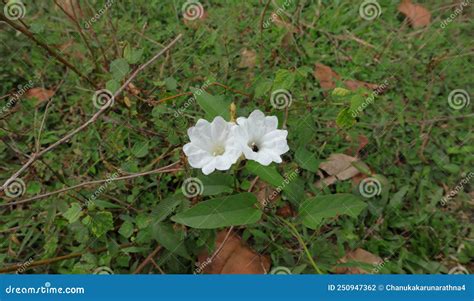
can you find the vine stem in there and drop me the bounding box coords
[278,217,323,274]
[0,243,133,274]
[0,34,183,193]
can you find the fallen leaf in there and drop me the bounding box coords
[319,153,358,179]
[346,134,370,157]
[344,79,379,91]
[254,180,279,208]
[314,63,340,90]
[197,230,270,274]
[314,63,380,91]
[316,153,371,188]
[398,0,431,28]
[238,48,257,69]
[276,203,294,218]
[334,248,383,274]
[26,88,55,102]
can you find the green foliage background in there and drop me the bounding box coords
[0,0,472,274]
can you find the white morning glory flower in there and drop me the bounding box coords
[183,116,242,175]
[234,110,289,165]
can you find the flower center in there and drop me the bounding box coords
[249,142,259,152]
[212,145,225,156]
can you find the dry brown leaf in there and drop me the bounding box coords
[314,63,340,90]
[238,48,257,69]
[314,63,380,91]
[346,134,370,157]
[319,153,358,178]
[254,180,279,207]
[398,0,431,28]
[276,203,294,218]
[26,88,55,102]
[316,153,372,188]
[197,230,270,274]
[344,79,379,91]
[334,248,383,274]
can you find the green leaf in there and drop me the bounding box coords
[110,58,130,81]
[123,44,144,64]
[245,161,284,187]
[254,78,273,98]
[171,192,262,229]
[118,220,134,238]
[295,147,319,172]
[300,194,367,229]
[153,195,184,223]
[152,222,190,259]
[198,174,233,196]
[273,69,296,90]
[106,79,120,94]
[88,212,114,237]
[131,141,149,158]
[332,87,351,97]
[336,107,356,128]
[191,88,230,120]
[350,94,366,113]
[245,161,302,203]
[389,185,409,208]
[63,203,83,224]
[164,77,178,91]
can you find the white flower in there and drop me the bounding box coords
[183,116,242,175]
[234,110,289,165]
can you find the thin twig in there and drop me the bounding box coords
[1,162,182,207]
[0,34,183,192]
[0,13,97,88]
[133,245,162,274]
[53,0,101,71]
[0,243,133,274]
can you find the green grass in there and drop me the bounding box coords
[0,0,472,274]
